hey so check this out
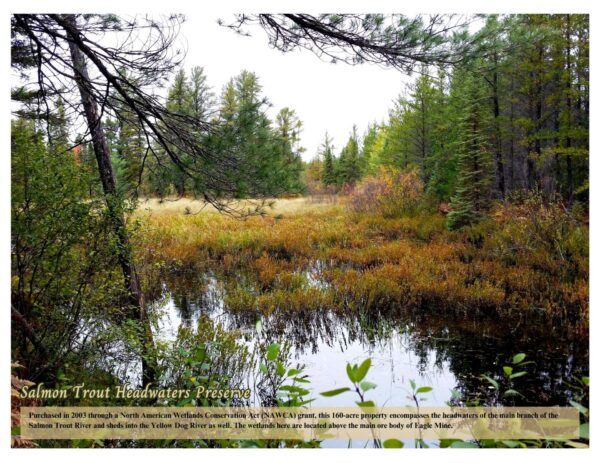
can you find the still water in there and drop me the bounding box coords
[149,269,588,411]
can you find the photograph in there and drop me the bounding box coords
[7,4,592,459]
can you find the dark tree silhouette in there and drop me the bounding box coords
[12,14,277,212]
[11,13,277,385]
[222,14,482,73]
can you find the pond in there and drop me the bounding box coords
[147,267,589,411]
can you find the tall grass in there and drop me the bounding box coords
[133,196,588,320]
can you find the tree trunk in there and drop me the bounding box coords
[492,52,505,198]
[554,111,561,194]
[526,86,537,191]
[526,42,543,192]
[508,73,516,191]
[420,96,427,181]
[63,14,156,386]
[533,44,544,191]
[565,14,574,205]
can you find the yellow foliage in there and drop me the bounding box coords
[134,195,587,319]
[346,166,424,217]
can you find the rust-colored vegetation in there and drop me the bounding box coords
[135,190,588,322]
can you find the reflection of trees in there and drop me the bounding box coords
[148,270,589,407]
[152,270,223,325]
[392,311,588,406]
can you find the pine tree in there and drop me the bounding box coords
[447,72,493,230]
[407,73,438,180]
[360,123,379,175]
[183,66,214,195]
[114,105,146,196]
[187,66,214,121]
[48,95,70,153]
[275,107,304,192]
[219,79,238,123]
[232,70,278,196]
[337,125,361,186]
[319,132,336,186]
[426,70,460,201]
[547,14,589,203]
[165,69,191,196]
[379,95,412,168]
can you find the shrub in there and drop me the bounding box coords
[485,191,588,277]
[346,167,424,217]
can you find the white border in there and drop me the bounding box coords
[2,2,597,463]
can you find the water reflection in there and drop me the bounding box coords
[149,269,588,408]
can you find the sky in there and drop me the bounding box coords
[178,15,414,161]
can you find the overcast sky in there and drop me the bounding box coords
[177,15,413,161]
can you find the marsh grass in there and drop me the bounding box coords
[137,196,334,216]
[134,197,588,321]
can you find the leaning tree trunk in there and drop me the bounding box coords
[63,15,156,386]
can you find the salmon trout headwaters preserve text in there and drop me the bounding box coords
[19,383,252,400]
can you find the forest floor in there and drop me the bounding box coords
[134,195,588,322]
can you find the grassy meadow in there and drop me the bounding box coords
[134,195,588,323]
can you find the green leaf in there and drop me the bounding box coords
[360,381,377,392]
[580,422,589,440]
[512,353,526,364]
[276,361,285,377]
[565,440,589,448]
[279,385,310,396]
[450,441,479,448]
[416,386,433,394]
[516,361,535,366]
[266,343,280,361]
[354,358,371,382]
[409,379,416,391]
[259,363,268,375]
[503,366,513,376]
[482,375,499,389]
[255,319,263,335]
[346,363,356,383]
[320,387,351,397]
[383,438,404,448]
[295,377,311,383]
[287,368,300,377]
[501,440,521,448]
[297,399,316,406]
[582,376,589,386]
[439,439,462,448]
[503,389,523,398]
[569,400,588,416]
[356,400,375,408]
[239,440,261,448]
[509,371,527,380]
